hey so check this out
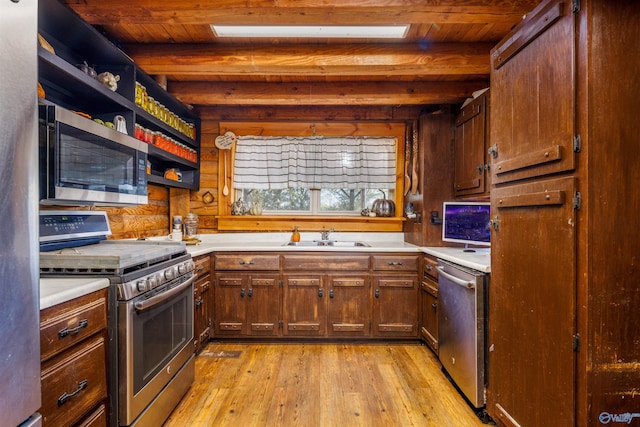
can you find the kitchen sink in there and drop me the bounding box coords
[283,241,371,247]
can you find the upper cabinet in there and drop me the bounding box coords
[37,0,200,190]
[489,0,575,185]
[453,90,490,197]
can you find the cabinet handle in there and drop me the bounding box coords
[432,302,437,310]
[195,297,203,307]
[248,288,253,298]
[58,379,88,406]
[375,289,380,298]
[425,265,433,271]
[477,164,484,174]
[240,288,245,298]
[329,289,334,299]
[318,288,323,298]
[58,319,88,339]
[239,260,255,265]
[387,261,403,266]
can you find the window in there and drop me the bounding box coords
[234,136,397,215]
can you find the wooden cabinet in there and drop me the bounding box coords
[371,255,419,338]
[193,254,212,353]
[212,252,419,340]
[40,289,109,427]
[454,90,490,197]
[38,1,200,190]
[326,274,370,337]
[420,255,439,353]
[213,254,280,337]
[282,274,325,336]
[487,1,640,425]
[282,254,371,338]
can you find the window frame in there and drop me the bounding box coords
[216,121,408,231]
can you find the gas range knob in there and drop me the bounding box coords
[164,268,175,281]
[136,279,148,292]
[178,262,188,274]
[148,274,160,289]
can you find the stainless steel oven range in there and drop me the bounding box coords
[39,211,195,427]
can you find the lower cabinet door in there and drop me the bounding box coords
[283,275,326,336]
[214,274,247,335]
[246,274,281,336]
[327,275,370,337]
[372,276,418,337]
[420,283,438,353]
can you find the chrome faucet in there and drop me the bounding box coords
[320,226,334,242]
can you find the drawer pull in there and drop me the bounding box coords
[58,379,88,406]
[58,319,88,339]
[239,260,255,265]
[387,261,403,266]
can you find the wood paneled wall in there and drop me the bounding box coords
[40,183,170,240]
[177,105,427,235]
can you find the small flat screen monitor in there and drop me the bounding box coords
[442,202,491,251]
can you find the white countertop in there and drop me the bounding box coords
[39,233,490,308]
[421,246,491,273]
[40,277,110,310]
[184,232,420,257]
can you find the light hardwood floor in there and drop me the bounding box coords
[164,342,490,427]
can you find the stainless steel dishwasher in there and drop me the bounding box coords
[437,259,487,408]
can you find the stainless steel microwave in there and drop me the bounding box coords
[39,104,148,206]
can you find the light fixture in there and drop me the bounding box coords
[211,25,410,39]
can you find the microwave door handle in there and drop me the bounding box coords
[436,266,475,289]
[134,274,196,312]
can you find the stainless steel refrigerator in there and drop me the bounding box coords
[0,0,42,425]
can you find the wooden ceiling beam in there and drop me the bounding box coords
[169,80,488,106]
[125,43,493,77]
[63,0,538,25]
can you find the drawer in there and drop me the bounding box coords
[423,256,438,281]
[194,255,211,276]
[40,289,107,362]
[41,335,107,427]
[282,254,369,271]
[215,254,280,270]
[74,403,107,427]
[372,255,419,271]
[421,278,438,298]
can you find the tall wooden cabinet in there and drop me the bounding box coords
[487,1,640,426]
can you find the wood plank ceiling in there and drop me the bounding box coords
[62,0,541,109]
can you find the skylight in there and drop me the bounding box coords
[211,25,410,39]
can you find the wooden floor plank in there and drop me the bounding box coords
[164,342,489,427]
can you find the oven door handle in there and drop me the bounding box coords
[436,266,475,289]
[134,275,196,312]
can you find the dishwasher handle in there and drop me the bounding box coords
[436,266,475,289]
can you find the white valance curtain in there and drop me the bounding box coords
[233,136,397,190]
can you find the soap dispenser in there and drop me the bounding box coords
[291,226,300,243]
